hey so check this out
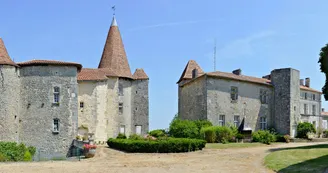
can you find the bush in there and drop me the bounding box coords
[23,151,32,161]
[275,134,285,142]
[194,120,213,138]
[0,142,36,162]
[169,119,199,139]
[252,130,276,144]
[284,135,291,143]
[200,126,234,143]
[149,129,166,138]
[116,133,127,139]
[297,122,316,139]
[323,130,328,138]
[107,138,206,153]
[129,134,144,140]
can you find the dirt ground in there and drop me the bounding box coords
[0,142,326,173]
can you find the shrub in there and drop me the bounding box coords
[149,129,166,138]
[23,151,32,161]
[116,133,127,139]
[236,133,244,140]
[27,146,36,156]
[324,130,328,138]
[252,130,276,144]
[0,142,36,162]
[107,138,206,153]
[129,134,144,140]
[194,120,213,138]
[297,122,316,139]
[284,135,291,143]
[275,134,285,142]
[169,119,199,139]
[200,126,234,143]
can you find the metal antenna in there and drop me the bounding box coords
[214,38,217,71]
[112,5,116,16]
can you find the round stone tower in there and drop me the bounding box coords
[0,38,20,142]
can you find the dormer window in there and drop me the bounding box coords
[53,87,60,104]
[192,69,198,79]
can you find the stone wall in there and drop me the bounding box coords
[0,65,20,142]
[206,77,273,130]
[118,78,132,136]
[178,76,207,120]
[271,68,300,136]
[131,79,149,135]
[19,65,78,160]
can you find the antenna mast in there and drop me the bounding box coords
[213,38,217,71]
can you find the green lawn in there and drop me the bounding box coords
[205,142,267,149]
[265,144,328,173]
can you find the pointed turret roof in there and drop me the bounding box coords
[177,60,204,83]
[98,16,133,78]
[133,68,149,80]
[0,38,17,66]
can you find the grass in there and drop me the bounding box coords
[265,144,328,173]
[205,142,267,149]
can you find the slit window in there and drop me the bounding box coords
[119,103,123,114]
[53,119,59,133]
[231,87,238,101]
[80,102,84,108]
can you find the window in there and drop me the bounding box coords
[304,104,308,114]
[53,87,60,103]
[231,86,238,101]
[300,92,303,99]
[80,102,84,108]
[53,119,59,133]
[119,103,123,114]
[304,93,308,100]
[312,94,316,101]
[120,125,125,134]
[119,83,123,96]
[219,115,225,126]
[260,117,267,130]
[312,105,316,115]
[135,125,142,135]
[234,115,240,127]
[260,89,268,104]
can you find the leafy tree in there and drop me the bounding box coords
[319,44,328,100]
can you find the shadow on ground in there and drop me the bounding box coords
[268,144,328,152]
[277,154,328,173]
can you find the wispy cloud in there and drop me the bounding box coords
[213,31,276,59]
[128,19,222,31]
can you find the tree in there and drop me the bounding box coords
[319,44,328,100]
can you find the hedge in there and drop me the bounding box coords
[107,138,206,153]
[252,130,276,144]
[0,142,36,162]
[149,129,166,138]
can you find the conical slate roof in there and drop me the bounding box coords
[133,68,149,80]
[0,38,17,66]
[177,60,204,83]
[98,16,133,78]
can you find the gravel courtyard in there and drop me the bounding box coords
[0,142,326,173]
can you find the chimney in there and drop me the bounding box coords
[232,69,242,75]
[262,75,271,80]
[300,79,304,86]
[192,69,198,79]
[305,78,310,87]
[322,108,325,112]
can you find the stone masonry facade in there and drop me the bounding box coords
[178,60,322,137]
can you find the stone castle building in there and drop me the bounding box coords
[0,16,149,159]
[178,60,323,137]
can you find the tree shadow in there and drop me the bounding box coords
[268,144,328,152]
[277,154,328,173]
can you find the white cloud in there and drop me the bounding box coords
[128,19,223,31]
[215,31,276,59]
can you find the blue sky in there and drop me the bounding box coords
[1,0,327,130]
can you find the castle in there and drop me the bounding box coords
[178,60,323,137]
[0,16,149,159]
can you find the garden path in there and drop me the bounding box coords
[0,142,326,173]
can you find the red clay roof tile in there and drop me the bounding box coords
[133,68,149,80]
[0,38,18,66]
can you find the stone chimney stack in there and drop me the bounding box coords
[232,69,242,75]
[300,79,304,86]
[305,78,310,87]
[192,69,198,79]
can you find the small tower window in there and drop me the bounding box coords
[53,119,59,133]
[119,84,123,96]
[53,87,60,104]
[80,102,84,108]
[231,86,238,101]
[119,103,123,114]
